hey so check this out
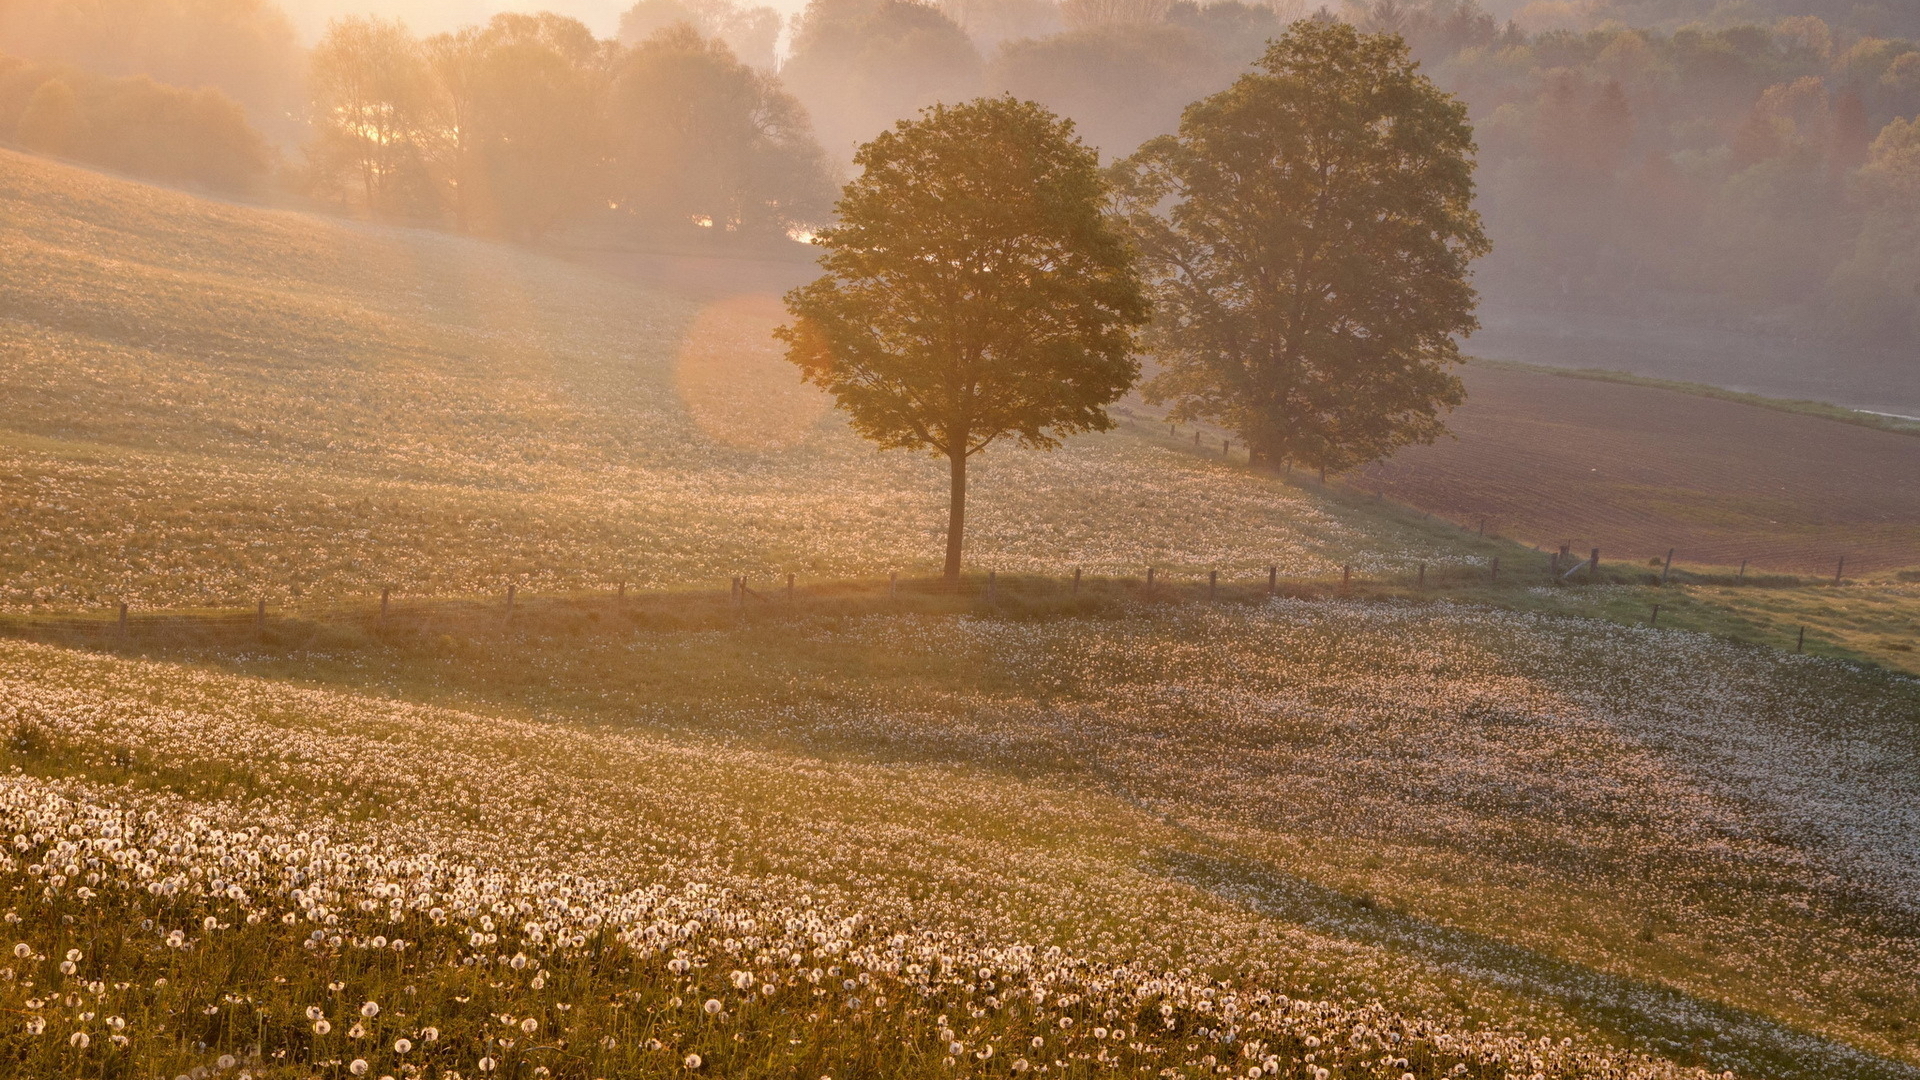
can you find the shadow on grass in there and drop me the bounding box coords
[1157,848,1920,1080]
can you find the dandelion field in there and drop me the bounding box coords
[4,151,1920,1080]
[1,599,1917,1080]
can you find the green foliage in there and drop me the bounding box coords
[1115,20,1488,475]
[780,97,1147,578]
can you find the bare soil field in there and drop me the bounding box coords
[1359,363,1920,574]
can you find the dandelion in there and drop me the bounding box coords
[313,1020,332,1035]
[64,949,80,961]
[703,999,722,1015]
[360,1001,380,1018]
[395,1038,413,1054]
[478,1058,497,1072]
[69,1031,89,1048]
[421,1027,440,1043]
[520,1017,538,1034]
[684,1053,703,1069]
[349,1060,369,1076]
[218,1055,237,1068]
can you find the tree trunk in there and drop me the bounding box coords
[944,448,967,584]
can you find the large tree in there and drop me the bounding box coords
[1114,19,1488,474]
[779,97,1147,582]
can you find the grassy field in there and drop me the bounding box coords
[1,149,1918,1080]
[0,147,1455,613]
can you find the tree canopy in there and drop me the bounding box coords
[1114,19,1488,475]
[780,97,1147,580]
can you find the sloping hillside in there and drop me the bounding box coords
[0,148,1454,612]
[1,151,1917,1080]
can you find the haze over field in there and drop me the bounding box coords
[0,2,1915,1080]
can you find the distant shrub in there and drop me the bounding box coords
[0,52,271,191]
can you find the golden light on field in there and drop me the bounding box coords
[673,293,828,449]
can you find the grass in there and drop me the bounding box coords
[2,148,1919,1080]
[2,593,1918,1079]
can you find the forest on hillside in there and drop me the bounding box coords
[3,0,1920,352]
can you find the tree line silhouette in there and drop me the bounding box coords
[2,0,1920,341]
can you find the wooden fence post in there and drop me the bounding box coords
[1477,517,1486,537]
[506,584,516,619]
[889,571,897,599]
[1267,565,1277,596]
[1072,568,1081,595]
[787,572,795,601]
[1342,565,1351,591]
[1589,548,1600,579]
[1417,562,1426,587]
[1833,556,1845,586]
[1796,626,1806,653]
[1660,549,1674,585]
[1737,559,1747,581]
[1650,604,1660,626]
[1208,570,1217,600]
[118,602,128,635]
[618,581,627,601]
[986,571,996,601]
[1146,566,1155,588]
[380,587,390,629]
[1490,556,1500,582]
[255,598,266,634]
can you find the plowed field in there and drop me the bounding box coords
[1359,364,1920,574]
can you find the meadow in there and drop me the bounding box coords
[2,149,1918,1080]
[3,599,1919,1080]
[0,147,1454,614]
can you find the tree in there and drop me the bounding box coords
[15,77,87,156]
[0,0,302,140]
[1830,116,1920,342]
[1113,20,1487,475]
[781,0,981,156]
[609,24,834,237]
[460,13,609,239]
[618,0,782,71]
[307,17,441,217]
[779,97,1147,581]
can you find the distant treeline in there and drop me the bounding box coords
[0,54,270,191]
[3,0,1920,342]
[302,12,833,240]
